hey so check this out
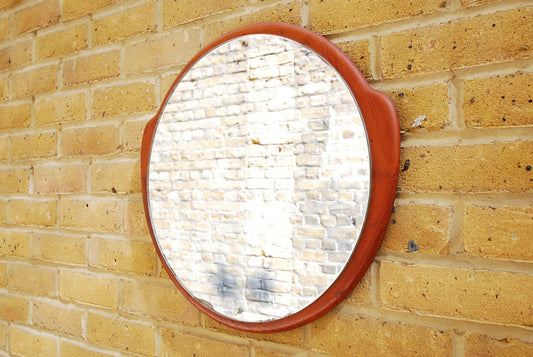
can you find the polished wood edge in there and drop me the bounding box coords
[140,22,400,333]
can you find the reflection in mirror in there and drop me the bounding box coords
[148,35,370,322]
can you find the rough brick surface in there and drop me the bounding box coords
[35,23,88,59]
[13,0,59,34]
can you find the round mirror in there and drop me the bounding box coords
[141,23,399,332]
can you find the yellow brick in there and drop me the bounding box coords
[63,50,120,87]
[36,23,88,59]
[11,132,57,161]
[92,81,156,118]
[464,205,533,262]
[381,8,533,78]
[8,264,57,297]
[383,204,451,254]
[0,16,8,41]
[203,1,302,44]
[13,0,59,35]
[35,91,87,125]
[59,341,115,357]
[121,280,200,325]
[62,0,117,21]
[60,198,121,233]
[32,232,86,265]
[0,137,7,161]
[0,322,5,349]
[161,328,249,357]
[0,38,32,71]
[87,312,155,355]
[0,102,31,130]
[60,125,120,157]
[123,199,149,236]
[0,0,20,11]
[399,141,533,193]
[254,349,296,357]
[33,164,87,194]
[311,0,446,34]
[93,1,156,45]
[124,118,147,152]
[0,293,29,322]
[32,300,85,337]
[0,230,30,257]
[59,270,119,308]
[461,0,501,8]
[335,40,372,79]
[0,263,6,287]
[0,200,5,223]
[163,0,245,28]
[386,84,450,132]
[0,75,8,101]
[91,160,141,193]
[343,267,372,306]
[380,261,533,326]
[463,72,533,128]
[310,312,452,356]
[9,326,57,357]
[0,168,29,193]
[90,238,157,275]
[124,30,201,74]
[11,64,58,98]
[8,199,57,227]
[465,333,533,356]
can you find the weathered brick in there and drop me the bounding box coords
[0,230,30,257]
[91,160,141,193]
[0,38,32,71]
[310,311,452,356]
[92,81,156,118]
[0,293,29,322]
[33,164,87,194]
[0,102,31,130]
[59,270,119,308]
[123,199,149,236]
[9,326,57,357]
[121,280,200,324]
[59,341,115,357]
[342,268,372,306]
[35,91,86,125]
[0,0,22,11]
[87,312,155,355]
[381,8,533,78]
[380,261,533,326]
[464,205,533,262]
[89,238,157,275]
[163,0,245,28]
[32,232,86,265]
[59,198,121,233]
[8,199,57,227]
[386,84,450,132]
[382,203,451,254]
[62,0,116,21]
[0,75,8,101]
[13,0,59,34]
[335,40,372,79]
[0,262,6,287]
[203,1,302,43]
[161,328,249,356]
[0,168,29,193]
[463,72,533,128]
[0,16,8,41]
[0,200,6,223]
[399,141,533,193]
[8,264,57,297]
[11,63,58,98]
[63,50,120,86]
[60,125,121,156]
[465,333,533,356]
[0,138,5,161]
[124,118,147,152]
[11,131,57,161]
[124,30,201,73]
[93,1,156,45]
[311,0,446,34]
[36,23,88,59]
[461,0,502,8]
[32,300,85,337]
[0,322,5,349]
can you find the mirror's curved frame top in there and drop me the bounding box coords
[141,23,400,333]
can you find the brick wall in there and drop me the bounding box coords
[0,0,531,356]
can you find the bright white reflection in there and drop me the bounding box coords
[148,34,370,322]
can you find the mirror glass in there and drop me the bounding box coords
[147,34,370,322]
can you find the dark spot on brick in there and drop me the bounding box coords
[492,23,496,27]
[502,117,506,122]
[407,240,419,252]
[85,203,89,207]
[452,45,457,49]
[391,218,396,224]
[408,44,413,49]
[407,64,412,70]
[402,159,410,172]
[529,99,532,103]
[111,187,117,193]
[398,92,404,98]
[526,165,532,171]
[488,237,492,241]
[470,97,475,103]
[439,185,443,189]
[501,95,505,99]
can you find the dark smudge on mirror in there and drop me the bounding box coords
[148,34,370,322]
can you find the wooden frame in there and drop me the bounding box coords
[141,23,400,333]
